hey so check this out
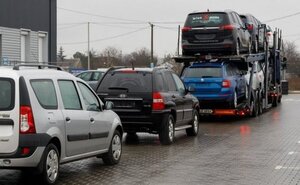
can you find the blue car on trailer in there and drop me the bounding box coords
[182,61,248,112]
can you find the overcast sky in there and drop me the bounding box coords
[58,0,300,58]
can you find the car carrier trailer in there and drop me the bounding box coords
[175,24,285,117]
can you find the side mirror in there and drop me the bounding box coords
[105,101,114,110]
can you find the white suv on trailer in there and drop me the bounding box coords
[0,64,123,184]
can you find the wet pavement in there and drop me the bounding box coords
[1,94,300,185]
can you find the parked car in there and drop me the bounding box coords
[266,25,274,48]
[240,14,263,53]
[182,61,248,110]
[96,67,200,145]
[0,64,123,185]
[181,10,252,56]
[245,61,264,90]
[76,68,107,90]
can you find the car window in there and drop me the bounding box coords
[185,13,229,27]
[164,72,177,91]
[240,15,247,24]
[98,71,152,93]
[91,72,104,81]
[256,62,262,72]
[77,72,92,81]
[183,67,223,78]
[58,80,82,110]
[154,72,167,92]
[0,78,14,110]
[77,82,100,111]
[234,13,244,27]
[172,73,186,94]
[31,80,58,109]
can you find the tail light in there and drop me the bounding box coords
[222,80,231,88]
[152,92,165,110]
[267,32,272,36]
[20,106,36,134]
[219,24,234,31]
[247,24,254,31]
[182,26,192,32]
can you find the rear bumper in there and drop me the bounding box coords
[0,147,45,168]
[116,110,169,133]
[0,133,51,168]
[182,39,235,54]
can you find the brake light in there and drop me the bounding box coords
[152,92,165,110]
[219,24,234,31]
[247,24,254,31]
[182,26,192,32]
[222,80,231,88]
[267,32,272,36]
[20,106,36,134]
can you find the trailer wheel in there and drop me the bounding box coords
[258,91,263,115]
[272,96,278,107]
[250,93,258,117]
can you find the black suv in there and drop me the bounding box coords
[95,67,200,145]
[182,10,251,56]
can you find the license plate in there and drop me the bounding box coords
[114,101,136,108]
[199,109,213,114]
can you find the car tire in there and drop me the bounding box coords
[258,91,263,115]
[250,92,259,117]
[248,39,252,54]
[102,130,122,165]
[253,38,259,53]
[39,144,60,185]
[159,114,175,145]
[235,40,240,56]
[244,85,249,101]
[186,110,199,136]
[272,96,278,107]
[230,91,238,109]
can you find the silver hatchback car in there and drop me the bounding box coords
[0,64,123,184]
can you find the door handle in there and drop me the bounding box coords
[66,117,71,122]
[90,118,95,123]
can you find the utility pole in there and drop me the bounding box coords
[87,22,90,70]
[177,25,181,56]
[149,23,154,65]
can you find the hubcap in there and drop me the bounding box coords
[193,114,199,132]
[168,119,174,141]
[112,135,121,160]
[46,149,59,183]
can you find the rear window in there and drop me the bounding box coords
[240,15,247,24]
[183,67,223,78]
[98,71,152,93]
[0,78,14,110]
[185,13,229,27]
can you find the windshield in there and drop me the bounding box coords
[183,67,223,78]
[185,13,228,27]
[98,71,152,92]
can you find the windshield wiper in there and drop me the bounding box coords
[108,87,129,92]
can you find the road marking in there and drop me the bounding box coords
[288,151,295,155]
[298,141,300,144]
[282,99,300,102]
[275,166,300,170]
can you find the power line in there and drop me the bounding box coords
[264,11,300,23]
[58,7,146,23]
[58,27,148,45]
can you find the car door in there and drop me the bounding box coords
[233,65,246,97]
[77,82,110,152]
[171,73,194,124]
[163,72,184,123]
[234,13,248,48]
[58,80,90,157]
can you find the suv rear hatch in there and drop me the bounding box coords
[182,12,232,44]
[0,77,19,154]
[182,66,223,94]
[97,70,153,117]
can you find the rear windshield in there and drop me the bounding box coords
[185,13,229,27]
[0,78,14,110]
[183,67,223,78]
[98,71,152,93]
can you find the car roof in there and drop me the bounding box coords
[188,10,234,15]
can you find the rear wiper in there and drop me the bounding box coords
[201,76,214,78]
[108,87,129,92]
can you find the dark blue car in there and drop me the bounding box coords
[182,61,247,109]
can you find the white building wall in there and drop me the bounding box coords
[0,26,48,64]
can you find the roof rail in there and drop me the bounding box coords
[13,64,64,71]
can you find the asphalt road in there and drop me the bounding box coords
[1,94,300,185]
